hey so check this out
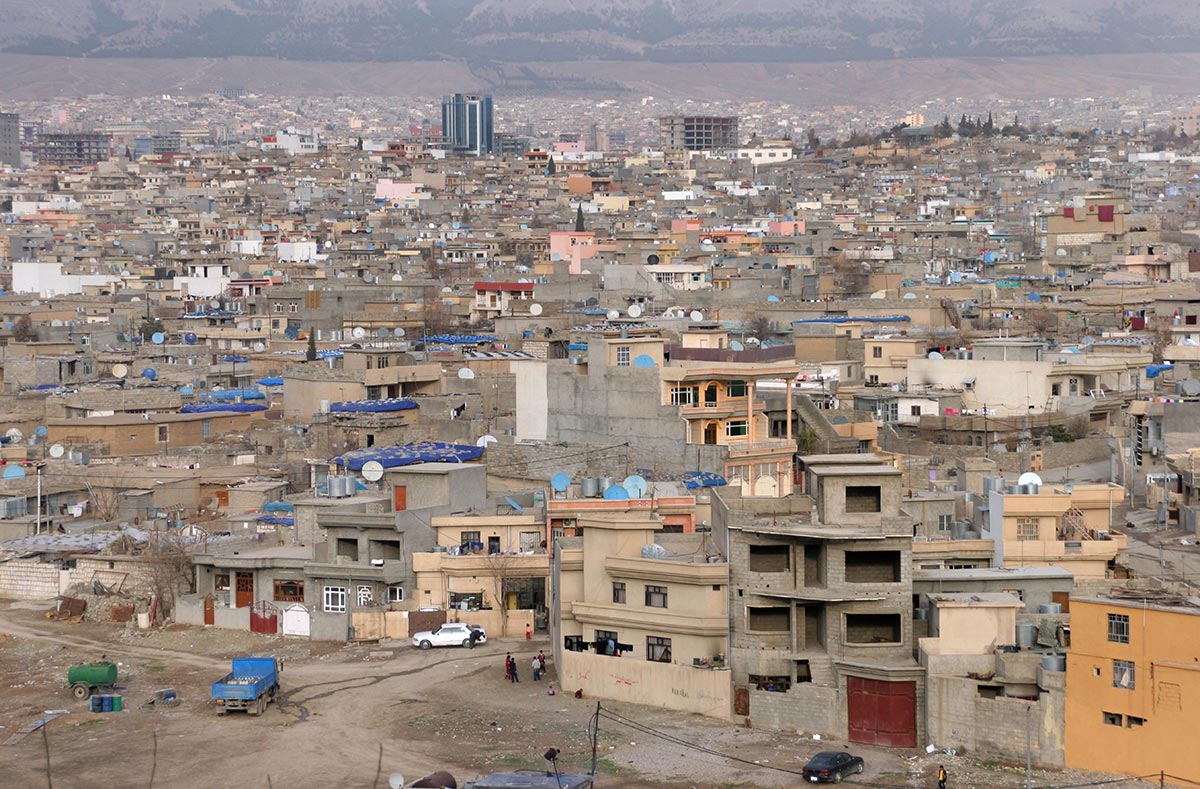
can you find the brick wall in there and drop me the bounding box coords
[0,558,60,599]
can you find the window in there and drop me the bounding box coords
[1016,517,1040,541]
[272,303,283,313]
[215,573,230,591]
[1103,711,1123,726]
[872,346,883,358]
[616,345,631,366]
[646,635,672,663]
[1107,613,1130,644]
[867,374,880,385]
[595,629,619,655]
[357,585,373,606]
[727,380,748,398]
[1113,659,1135,690]
[387,585,404,603]
[795,659,812,683]
[910,405,922,417]
[725,420,749,438]
[1051,383,1061,396]
[747,607,790,632]
[273,579,304,602]
[749,674,791,692]
[323,586,347,613]
[670,386,698,406]
[748,544,790,572]
[645,585,668,608]
[845,485,882,513]
[287,304,298,313]
[938,514,953,531]
[460,531,481,551]
[612,582,626,604]
[202,419,212,438]
[845,613,902,644]
[157,425,169,442]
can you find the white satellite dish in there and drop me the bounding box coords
[476,434,498,447]
[869,290,887,299]
[928,351,944,360]
[689,310,703,322]
[49,443,65,459]
[352,327,367,339]
[361,461,385,482]
[5,428,22,442]
[1017,472,1043,487]
[627,304,643,319]
[606,309,621,320]
[457,368,476,380]
[209,299,221,309]
[441,286,453,294]
[388,774,406,789]
[112,363,128,379]
[394,327,406,338]
[391,273,403,281]
[253,342,266,353]
[529,303,543,317]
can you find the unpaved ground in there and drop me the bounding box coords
[0,599,1156,789]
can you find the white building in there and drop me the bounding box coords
[261,128,319,156]
[12,260,121,297]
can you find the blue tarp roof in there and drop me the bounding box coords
[333,440,485,471]
[682,471,727,489]
[254,515,294,526]
[262,501,294,512]
[257,377,284,386]
[330,398,418,413]
[425,334,495,345]
[205,388,266,401]
[219,355,250,363]
[180,402,267,414]
[182,310,242,319]
[792,316,911,324]
[567,343,589,351]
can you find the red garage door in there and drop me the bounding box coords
[847,676,916,748]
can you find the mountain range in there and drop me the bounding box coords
[3,0,1200,64]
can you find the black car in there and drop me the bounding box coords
[801,751,864,783]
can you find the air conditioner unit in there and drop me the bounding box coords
[370,559,385,567]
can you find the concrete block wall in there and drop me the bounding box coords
[926,673,1064,767]
[0,558,60,599]
[748,682,841,734]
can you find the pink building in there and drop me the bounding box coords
[549,231,598,275]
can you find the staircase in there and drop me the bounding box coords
[1061,506,1093,540]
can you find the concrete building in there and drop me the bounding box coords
[1065,595,1200,782]
[660,116,739,151]
[0,112,19,168]
[442,93,494,156]
[261,128,319,156]
[33,132,111,166]
[552,512,731,718]
[717,454,924,745]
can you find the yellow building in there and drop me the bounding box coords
[986,483,1126,579]
[1065,595,1200,782]
[412,514,548,637]
[554,512,731,717]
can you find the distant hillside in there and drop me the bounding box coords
[3,0,1200,63]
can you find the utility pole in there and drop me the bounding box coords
[1025,703,1033,789]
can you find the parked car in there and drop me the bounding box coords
[412,622,487,649]
[801,751,864,783]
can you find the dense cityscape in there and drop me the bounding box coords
[2,10,1200,789]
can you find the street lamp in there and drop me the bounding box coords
[34,462,44,535]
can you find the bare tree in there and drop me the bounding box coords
[141,532,196,620]
[484,552,522,637]
[86,482,121,522]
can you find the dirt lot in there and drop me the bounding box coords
[0,599,1157,789]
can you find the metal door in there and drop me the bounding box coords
[203,595,215,626]
[235,572,254,608]
[733,686,750,717]
[847,676,916,748]
[281,604,310,637]
[250,600,278,635]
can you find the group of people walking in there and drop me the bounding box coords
[504,650,546,683]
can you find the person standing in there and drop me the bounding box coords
[504,653,513,682]
[531,655,542,681]
[937,764,947,789]
[510,655,520,683]
[537,650,547,678]
[469,627,481,649]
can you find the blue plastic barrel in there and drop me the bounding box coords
[101,695,113,713]
[90,695,101,713]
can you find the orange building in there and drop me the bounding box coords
[1064,595,1200,783]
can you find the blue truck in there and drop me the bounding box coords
[210,656,282,716]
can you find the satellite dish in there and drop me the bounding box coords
[391,274,403,281]
[622,474,648,497]
[641,543,669,560]
[767,295,780,302]
[606,309,621,321]
[603,484,630,500]
[1017,472,1044,487]
[585,297,599,307]
[457,368,476,380]
[646,253,661,265]
[35,425,48,437]
[151,332,165,345]
[730,340,745,351]
[2,465,25,480]
[689,310,704,322]
[284,326,300,340]
[903,292,918,300]
[253,342,266,353]
[388,774,406,789]
[928,351,945,360]
[529,303,543,317]
[361,461,385,482]
[745,337,761,346]
[441,286,453,294]
[5,428,23,442]
[112,363,128,379]
[550,472,571,492]
[142,368,158,381]
[1183,379,1200,397]
[49,443,65,459]
[869,290,887,299]
[352,327,367,339]
[475,434,498,448]
[184,332,198,345]
[209,299,221,309]
[627,304,643,319]
[633,354,655,367]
